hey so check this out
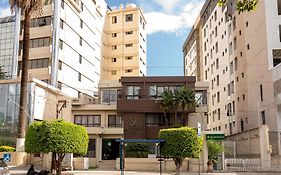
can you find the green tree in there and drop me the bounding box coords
[160,90,175,126]
[159,127,203,175]
[175,87,196,126]
[218,0,259,13]
[25,120,89,175]
[9,0,44,151]
[207,140,224,172]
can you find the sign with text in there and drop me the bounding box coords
[206,134,225,140]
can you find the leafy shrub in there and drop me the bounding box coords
[125,143,152,158]
[0,146,16,152]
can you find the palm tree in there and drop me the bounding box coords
[160,90,174,126]
[9,0,44,151]
[176,86,196,126]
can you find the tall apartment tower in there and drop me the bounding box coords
[183,0,281,153]
[18,0,107,98]
[101,4,147,80]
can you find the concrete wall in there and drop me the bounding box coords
[116,158,204,172]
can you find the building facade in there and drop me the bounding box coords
[183,0,281,155]
[101,4,147,80]
[117,76,208,139]
[17,0,108,98]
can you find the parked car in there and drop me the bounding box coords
[0,158,9,175]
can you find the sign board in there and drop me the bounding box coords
[197,123,201,136]
[206,134,225,140]
[3,153,11,162]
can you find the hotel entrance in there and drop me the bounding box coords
[102,139,120,160]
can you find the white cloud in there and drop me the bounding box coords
[0,7,12,17]
[154,0,181,13]
[143,0,204,35]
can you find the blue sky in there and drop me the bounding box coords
[0,0,204,76]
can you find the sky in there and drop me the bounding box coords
[0,0,205,76]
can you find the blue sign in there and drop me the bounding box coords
[3,153,11,162]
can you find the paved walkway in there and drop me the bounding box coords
[10,169,281,175]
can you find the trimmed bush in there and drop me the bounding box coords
[0,146,16,152]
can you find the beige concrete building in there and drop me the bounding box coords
[71,80,123,167]
[183,0,281,155]
[101,4,147,80]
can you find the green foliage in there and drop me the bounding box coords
[159,127,203,159]
[218,0,258,13]
[207,141,224,164]
[0,146,16,152]
[25,120,88,156]
[125,143,152,158]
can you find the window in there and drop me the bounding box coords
[60,19,64,29]
[260,84,263,102]
[112,45,117,50]
[216,58,219,69]
[86,139,95,158]
[19,58,49,70]
[102,89,117,103]
[233,17,236,30]
[261,111,265,125]
[241,119,244,132]
[145,114,165,126]
[246,21,248,27]
[80,19,83,28]
[217,92,220,103]
[232,101,235,114]
[108,115,122,127]
[125,31,133,35]
[126,14,133,22]
[217,75,220,86]
[215,42,218,53]
[112,58,117,62]
[111,70,116,75]
[79,55,82,64]
[112,33,117,37]
[112,16,117,23]
[79,37,82,46]
[126,86,140,99]
[74,115,101,127]
[58,60,62,70]
[59,39,63,49]
[149,86,165,99]
[58,81,62,90]
[77,73,82,81]
[81,2,84,11]
[230,61,233,74]
[231,81,234,94]
[272,49,281,67]
[215,26,218,37]
[30,16,52,28]
[243,94,246,100]
[125,69,133,73]
[247,44,250,50]
[61,0,64,9]
[125,43,133,47]
[125,56,133,60]
[234,57,238,71]
[218,108,221,120]
[278,0,281,15]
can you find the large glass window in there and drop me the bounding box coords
[18,58,49,70]
[101,89,117,104]
[126,86,140,99]
[74,115,101,127]
[149,86,165,99]
[125,14,133,22]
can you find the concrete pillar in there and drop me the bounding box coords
[95,135,102,166]
[259,125,271,168]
